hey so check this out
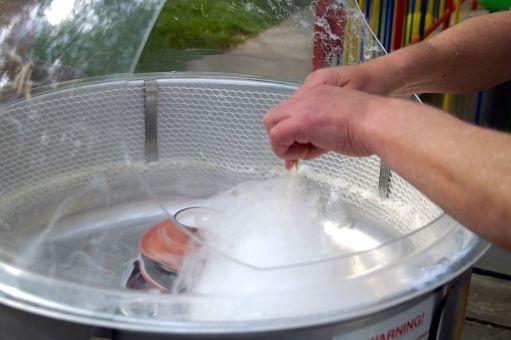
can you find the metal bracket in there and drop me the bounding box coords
[144,79,158,163]
[378,161,391,198]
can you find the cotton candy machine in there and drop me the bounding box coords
[0,1,488,339]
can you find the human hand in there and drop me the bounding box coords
[264,85,384,165]
[293,60,401,99]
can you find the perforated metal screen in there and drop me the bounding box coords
[0,76,441,234]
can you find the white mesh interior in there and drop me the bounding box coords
[0,76,441,233]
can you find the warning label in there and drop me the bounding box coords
[334,296,435,340]
[368,312,426,340]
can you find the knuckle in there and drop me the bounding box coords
[268,127,281,144]
[297,124,309,144]
[306,69,326,83]
[307,84,328,97]
[305,71,319,82]
[262,113,271,128]
[264,104,284,124]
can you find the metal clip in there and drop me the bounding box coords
[378,161,391,198]
[144,79,158,163]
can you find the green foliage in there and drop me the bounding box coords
[28,1,160,76]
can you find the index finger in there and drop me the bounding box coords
[267,118,307,157]
[263,101,292,130]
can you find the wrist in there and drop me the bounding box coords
[385,41,446,96]
[363,55,408,96]
[365,41,443,97]
[357,96,403,156]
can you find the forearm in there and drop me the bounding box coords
[368,11,511,95]
[362,98,511,249]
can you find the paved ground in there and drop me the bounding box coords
[463,273,511,339]
[186,9,315,83]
